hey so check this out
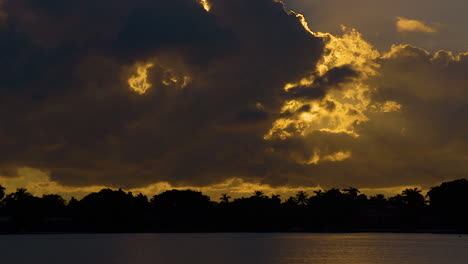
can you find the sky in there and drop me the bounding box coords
[0,0,467,199]
[285,0,468,53]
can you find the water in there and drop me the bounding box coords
[0,233,467,264]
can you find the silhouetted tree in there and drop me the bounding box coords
[41,194,66,216]
[2,188,41,231]
[283,196,298,207]
[388,188,426,226]
[0,180,467,233]
[0,184,5,200]
[8,188,33,200]
[427,179,468,228]
[343,187,360,199]
[150,190,213,231]
[271,194,281,203]
[77,188,140,231]
[313,190,324,197]
[67,196,80,218]
[220,193,231,203]
[402,188,425,208]
[253,191,266,198]
[295,191,308,206]
[68,196,79,209]
[370,194,386,203]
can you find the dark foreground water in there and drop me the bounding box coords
[0,233,467,264]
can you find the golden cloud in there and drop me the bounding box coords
[127,60,191,95]
[198,0,211,12]
[379,101,403,113]
[396,17,437,33]
[0,168,321,200]
[297,149,352,165]
[128,62,154,94]
[3,0,466,193]
[0,168,421,200]
[266,25,385,141]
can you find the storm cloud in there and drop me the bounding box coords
[0,0,467,192]
[0,0,328,188]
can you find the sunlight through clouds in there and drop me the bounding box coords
[128,62,154,94]
[1,0,467,194]
[266,24,387,141]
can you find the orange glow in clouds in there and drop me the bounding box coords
[199,0,211,12]
[128,63,154,94]
[265,12,404,167]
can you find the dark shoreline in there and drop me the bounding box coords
[1,179,467,235]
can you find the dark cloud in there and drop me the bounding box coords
[285,65,359,99]
[0,0,328,188]
[3,0,465,192]
[297,104,311,113]
[323,100,336,112]
[304,45,468,189]
[234,109,269,124]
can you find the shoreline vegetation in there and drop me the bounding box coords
[0,179,467,234]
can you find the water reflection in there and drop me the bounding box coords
[0,233,466,264]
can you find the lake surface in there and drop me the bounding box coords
[0,233,467,264]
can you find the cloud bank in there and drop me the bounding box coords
[0,0,467,192]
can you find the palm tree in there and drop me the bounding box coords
[402,188,425,207]
[11,188,32,200]
[271,194,281,203]
[220,193,231,203]
[295,191,308,206]
[313,190,324,197]
[253,191,266,198]
[402,188,421,196]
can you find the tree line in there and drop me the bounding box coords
[0,179,467,233]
